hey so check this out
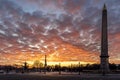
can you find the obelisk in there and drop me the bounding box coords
[100,4,109,75]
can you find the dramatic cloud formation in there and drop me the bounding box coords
[0,0,120,65]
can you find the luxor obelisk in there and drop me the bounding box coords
[100,4,109,75]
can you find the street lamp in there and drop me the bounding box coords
[78,62,80,75]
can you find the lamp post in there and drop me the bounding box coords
[78,62,80,75]
[116,64,119,71]
[59,63,61,75]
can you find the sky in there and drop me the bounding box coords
[0,0,120,66]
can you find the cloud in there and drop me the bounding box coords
[0,0,120,65]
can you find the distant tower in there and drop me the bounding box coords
[44,54,47,74]
[100,4,109,75]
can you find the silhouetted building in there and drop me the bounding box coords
[100,4,109,75]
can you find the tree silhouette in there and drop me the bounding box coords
[33,60,43,72]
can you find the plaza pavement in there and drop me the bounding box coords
[0,72,120,80]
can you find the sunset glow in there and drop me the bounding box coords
[0,0,120,66]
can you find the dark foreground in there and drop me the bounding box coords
[0,72,120,80]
